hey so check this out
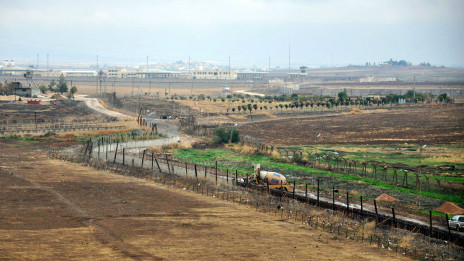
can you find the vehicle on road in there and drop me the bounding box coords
[449,215,464,231]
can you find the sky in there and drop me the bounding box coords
[1,0,463,68]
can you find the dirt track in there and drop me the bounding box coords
[0,140,412,261]
[75,95,133,119]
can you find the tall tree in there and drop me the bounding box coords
[57,74,68,94]
[338,88,348,101]
[48,79,56,92]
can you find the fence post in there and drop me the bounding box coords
[445,214,451,240]
[429,210,433,237]
[346,191,349,216]
[141,149,146,167]
[292,181,296,199]
[226,169,229,184]
[152,152,154,170]
[374,199,379,226]
[235,170,238,186]
[195,164,198,179]
[155,157,161,172]
[305,183,308,203]
[392,207,396,228]
[166,157,171,174]
[113,141,118,163]
[332,184,335,211]
[317,178,320,206]
[122,148,125,165]
[360,196,363,219]
[205,165,207,180]
[88,141,93,159]
[215,161,218,185]
[84,140,90,157]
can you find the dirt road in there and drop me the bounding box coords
[75,95,133,119]
[0,140,413,261]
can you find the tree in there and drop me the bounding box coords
[57,74,68,94]
[70,86,78,100]
[338,89,348,101]
[232,107,236,113]
[214,128,240,144]
[437,93,451,103]
[48,79,56,92]
[0,81,15,94]
[253,104,258,111]
[39,84,47,94]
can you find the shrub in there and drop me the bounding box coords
[214,128,240,144]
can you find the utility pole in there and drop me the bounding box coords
[288,44,291,71]
[268,56,271,72]
[268,56,271,88]
[417,144,426,208]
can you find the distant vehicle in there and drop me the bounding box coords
[161,115,171,119]
[449,215,464,231]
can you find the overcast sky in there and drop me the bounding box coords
[1,0,463,67]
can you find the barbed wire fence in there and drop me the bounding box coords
[50,143,464,261]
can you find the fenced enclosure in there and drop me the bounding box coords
[50,141,464,260]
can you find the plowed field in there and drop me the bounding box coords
[238,104,464,145]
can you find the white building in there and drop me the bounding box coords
[192,70,237,80]
[359,76,398,83]
[61,70,98,77]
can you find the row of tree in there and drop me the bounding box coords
[39,74,78,99]
[0,74,78,100]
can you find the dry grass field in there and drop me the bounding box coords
[237,104,464,145]
[0,140,413,261]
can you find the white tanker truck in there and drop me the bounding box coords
[252,164,290,191]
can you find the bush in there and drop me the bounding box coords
[214,128,240,144]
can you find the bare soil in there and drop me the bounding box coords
[238,104,464,145]
[0,100,104,122]
[0,140,412,261]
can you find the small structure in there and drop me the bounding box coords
[360,76,398,83]
[13,82,40,97]
[27,100,42,104]
[279,83,300,95]
[237,71,268,80]
[221,85,230,97]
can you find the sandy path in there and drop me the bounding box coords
[75,95,134,119]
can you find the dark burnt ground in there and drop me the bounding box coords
[238,104,464,145]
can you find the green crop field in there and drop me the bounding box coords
[173,146,464,210]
